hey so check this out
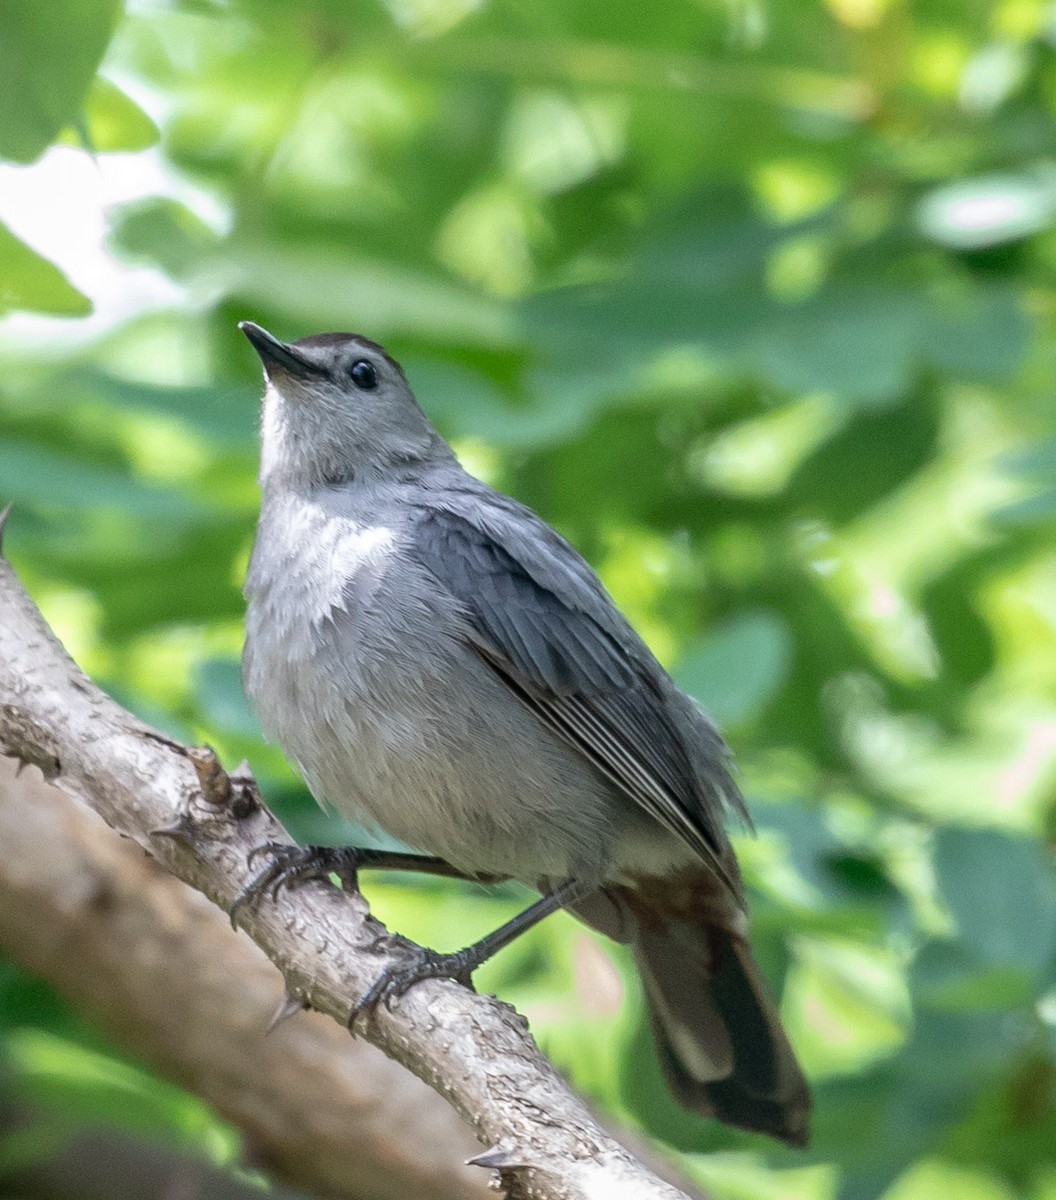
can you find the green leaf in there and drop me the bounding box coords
[992,488,1056,528]
[993,434,1056,526]
[755,284,922,405]
[999,435,1056,477]
[8,1028,240,1164]
[77,370,258,445]
[674,609,794,725]
[786,394,938,521]
[79,76,159,153]
[194,658,260,740]
[226,239,512,349]
[0,439,201,520]
[109,197,220,280]
[407,356,593,449]
[0,222,91,316]
[934,829,1056,978]
[913,941,1036,1012]
[0,0,122,163]
[924,285,1030,383]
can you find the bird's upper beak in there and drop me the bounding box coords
[239,321,316,380]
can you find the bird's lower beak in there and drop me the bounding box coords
[239,321,315,380]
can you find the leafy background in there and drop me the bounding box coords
[2,0,1056,1197]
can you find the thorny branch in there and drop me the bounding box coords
[0,758,489,1200]
[0,519,693,1200]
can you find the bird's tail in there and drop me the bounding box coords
[634,918,810,1146]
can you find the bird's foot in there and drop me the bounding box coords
[351,944,480,1020]
[230,843,360,927]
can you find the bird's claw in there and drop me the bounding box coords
[351,946,478,1022]
[230,843,360,927]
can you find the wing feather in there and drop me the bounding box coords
[410,499,743,902]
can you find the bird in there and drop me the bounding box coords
[236,319,810,1146]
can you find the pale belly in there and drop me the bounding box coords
[245,585,625,885]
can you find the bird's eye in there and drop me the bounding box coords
[349,359,378,390]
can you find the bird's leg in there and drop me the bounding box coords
[229,843,506,927]
[356,848,508,885]
[351,876,582,1018]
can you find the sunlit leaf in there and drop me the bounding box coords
[0,0,121,163]
[7,1028,241,1164]
[78,76,160,153]
[917,172,1056,251]
[0,223,91,316]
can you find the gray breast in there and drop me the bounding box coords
[243,497,620,884]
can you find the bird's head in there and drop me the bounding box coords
[240,321,451,489]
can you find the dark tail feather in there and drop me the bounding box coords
[635,919,810,1146]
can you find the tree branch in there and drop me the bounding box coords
[0,541,692,1200]
[0,757,490,1200]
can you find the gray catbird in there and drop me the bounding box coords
[237,320,810,1145]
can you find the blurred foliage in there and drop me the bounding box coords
[1,0,1056,1198]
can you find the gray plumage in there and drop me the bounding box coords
[240,322,810,1145]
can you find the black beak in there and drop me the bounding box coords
[239,321,316,380]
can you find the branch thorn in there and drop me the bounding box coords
[467,1144,529,1171]
[266,987,307,1033]
[149,812,200,849]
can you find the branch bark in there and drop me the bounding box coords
[0,757,489,1200]
[0,540,692,1200]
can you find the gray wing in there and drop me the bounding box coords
[408,492,744,901]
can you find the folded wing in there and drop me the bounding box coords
[409,495,744,902]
